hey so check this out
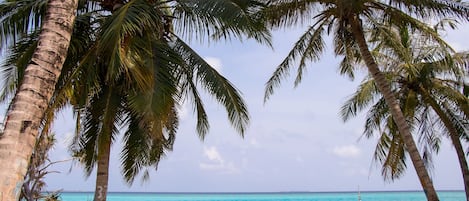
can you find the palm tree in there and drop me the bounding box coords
[340,26,469,199]
[70,1,269,200]
[262,1,468,200]
[0,0,78,200]
[72,1,266,198]
[1,1,270,200]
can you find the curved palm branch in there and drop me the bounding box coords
[173,36,250,136]
[264,23,326,102]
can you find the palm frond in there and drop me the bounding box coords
[183,76,210,138]
[0,0,47,50]
[120,115,151,184]
[261,0,319,28]
[376,3,455,53]
[0,30,38,102]
[381,135,407,181]
[363,98,390,138]
[174,36,249,136]
[432,81,469,118]
[341,78,380,122]
[442,104,469,142]
[71,84,125,175]
[372,127,407,181]
[121,104,178,184]
[174,0,271,45]
[264,24,325,102]
[336,22,362,80]
[388,0,469,20]
[95,0,164,85]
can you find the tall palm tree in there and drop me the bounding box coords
[0,0,78,200]
[1,1,270,200]
[341,25,469,200]
[70,1,269,200]
[262,1,468,200]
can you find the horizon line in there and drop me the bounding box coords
[55,189,465,194]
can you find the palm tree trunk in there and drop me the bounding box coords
[94,133,112,201]
[445,121,469,201]
[446,127,469,201]
[420,87,469,201]
[349,17,439,201]
[0,0,77,200]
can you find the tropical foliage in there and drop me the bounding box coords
[21,134,65,201]
[261,1,468,200]
[0,0,78,199]
[1,0,270,200]
[341,24,469,199]
[0,0,468,200]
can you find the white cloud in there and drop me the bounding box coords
[332,145,361,158]
[203,146,224,163]
[203,57,223,73]
[199,146,240,174]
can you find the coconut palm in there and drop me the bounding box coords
[340,25,469,199]
[69,1,269,200]
[1,1,270,200]
[0,0,78,200]
[262,1,468,199]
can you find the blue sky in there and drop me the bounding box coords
[5,24,467,193]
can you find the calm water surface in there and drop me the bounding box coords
[59,191,464,201]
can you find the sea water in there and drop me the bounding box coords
[58,191,464,201]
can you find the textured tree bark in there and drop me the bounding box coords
[349,17,439,201]
[0,0,77,200]
[93,133,112,201]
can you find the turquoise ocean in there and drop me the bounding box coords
[59,191,464,201]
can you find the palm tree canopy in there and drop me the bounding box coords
[262,0,469,101]
[261,2,468,199]
[340,25,469,180]
[0,0,271,184]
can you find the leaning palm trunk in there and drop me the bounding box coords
[349,17,439,201]
[0,0,77,200]
[420,87,469,201]
[94,134,112,201]
[443,122,469,201]
[440,117,469,201]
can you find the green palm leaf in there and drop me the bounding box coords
[174,36,250,136]
[174,0,271,45]
[264,24,325,102]
[0,0,46,49]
